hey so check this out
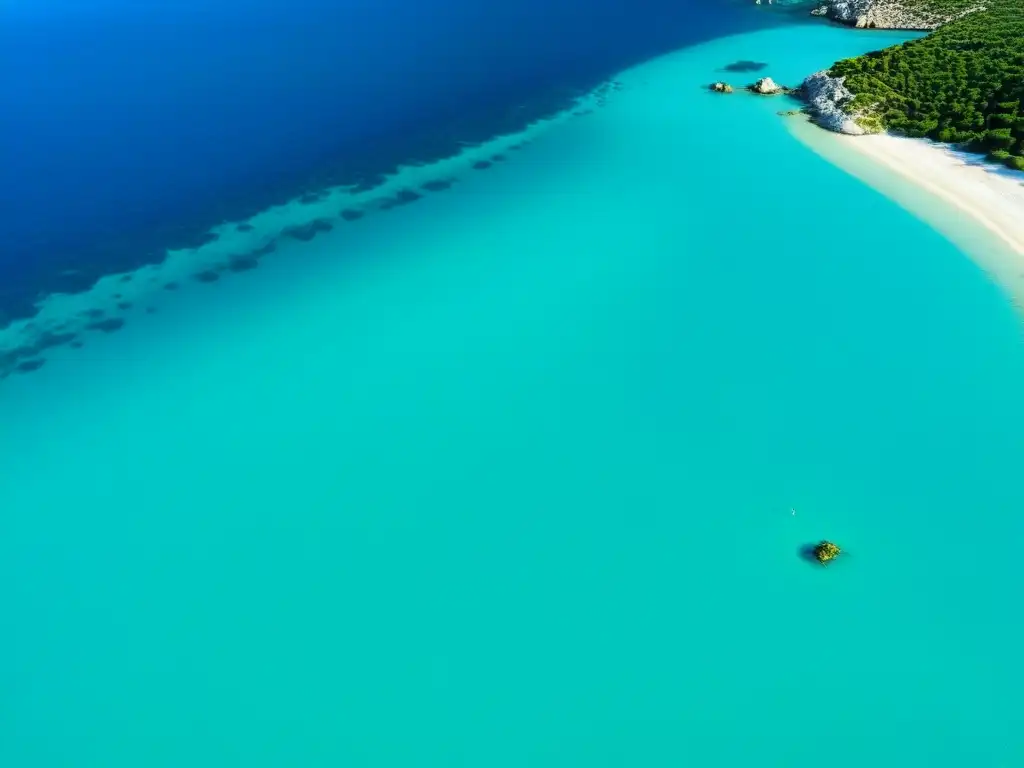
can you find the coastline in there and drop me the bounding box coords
[789,116,1024,309]
[844,133,1024,258]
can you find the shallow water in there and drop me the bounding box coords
[3,23,1024,767]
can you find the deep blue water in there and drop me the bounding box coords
[0,0,802,325]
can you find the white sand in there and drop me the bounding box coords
[845,133,1024,258]
[790,118,1024,307]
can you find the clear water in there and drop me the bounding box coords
[3,23,1024,766]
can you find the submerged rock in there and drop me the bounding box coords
[15,358,46,373]
[421,179,454,192]
[282,219,333,241]
[87,318,126,333]
[799,70,866,135]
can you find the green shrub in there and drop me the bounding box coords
[982,128,1015,149]
[826,1,1024,163]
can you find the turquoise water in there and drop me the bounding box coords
[4,23,1024,766]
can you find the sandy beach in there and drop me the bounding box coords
[790,118,1024,306]
[846,133,1024,258]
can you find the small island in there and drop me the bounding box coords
[747,76,789,95]
[813,541,842,565]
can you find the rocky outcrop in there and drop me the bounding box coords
[812,0,984,30]
[796,1,986,138]
[799,71,866,135]
[749,77,785,95]
[709,81,734,93]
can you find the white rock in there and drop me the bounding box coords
[752,77,783,94]
[801,71,866,135]
[816,0,983,30]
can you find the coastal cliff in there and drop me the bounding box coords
[800,72,867,135]
[810,0,983,30]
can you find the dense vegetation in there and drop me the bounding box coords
[828,0,1024,170]
[911,0,985,14]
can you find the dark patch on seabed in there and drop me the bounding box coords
[722,59,769,72]
[282,219,334,242]
[0,329,77,379]
[34,332,78,350]
[378,189,423,210]
[395,188,423,204]
[228,256,259,273]
[195,269,221,283]
[87,317,126,333]
[252,240,278,256]
[0,336,47,374]
[16,359,46,373]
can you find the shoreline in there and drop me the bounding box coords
[789,117,1024,309]
[844,133,1024,258]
